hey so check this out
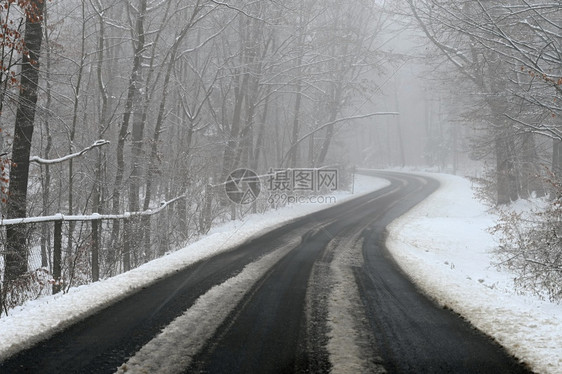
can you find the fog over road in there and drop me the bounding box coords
[1,172,531,374]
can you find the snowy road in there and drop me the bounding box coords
[0,172,532,373]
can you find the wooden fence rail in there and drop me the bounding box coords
[1,194,186,294]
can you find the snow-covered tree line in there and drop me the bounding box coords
[405,0,562,300]
[0,0,392,311]
[406,0,561,203]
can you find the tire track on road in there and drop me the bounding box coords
[187,184,402,373]
[116,238,300,374]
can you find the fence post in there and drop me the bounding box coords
[201,183,213,233]
[123,218,131,272]
[53,221,62,294]
[142,215,151,262]
[92,220,99,282]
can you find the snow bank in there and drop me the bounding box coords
[0,175,390,361]
[387,173,562,374]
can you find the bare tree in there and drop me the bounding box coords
[405,0,558,203]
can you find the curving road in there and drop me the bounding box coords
[0,171,532,373]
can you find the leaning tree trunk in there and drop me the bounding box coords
[317,84,343,166]
[109,0,147,269]
[142,4,203,253]
[252,85,271,171]
[4,0,46,282]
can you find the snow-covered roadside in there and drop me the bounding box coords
[0,174,390,362]
[386,173,562,374]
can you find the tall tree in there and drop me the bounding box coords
[5,0,47,281]
[109,0,147,269]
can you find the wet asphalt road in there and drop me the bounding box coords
[0,171,532,373]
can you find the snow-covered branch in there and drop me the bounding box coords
[29,140,110,165]
[0,193,186,226]
[282,112,399,165]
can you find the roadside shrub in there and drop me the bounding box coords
[467,168,498,208]
[1,268,52,316]
[491,197,562,302]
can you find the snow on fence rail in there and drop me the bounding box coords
[0,194,187,294]
[0,194,185,225]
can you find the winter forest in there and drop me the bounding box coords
[0,0,561,314]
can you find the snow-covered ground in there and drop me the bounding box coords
[0,174,390,362]
[387,172,562,374]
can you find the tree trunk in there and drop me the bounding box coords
[553,139,562,178]
[317,84,343,166]
[143,3,202,215]
[290,80,303,168]
[252,87,271,171]
[222,72,247,179]
[495,137,511,205]
[552,138,562,198]
[93,0,112,274]
[495,135,519,205]
[110,0,147,255]
[65,1,87,263]
[394,80,406,167]
[4,0,46,282]
[40,2,53,270]
[506,135,520,201]
[520,133,544,198]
